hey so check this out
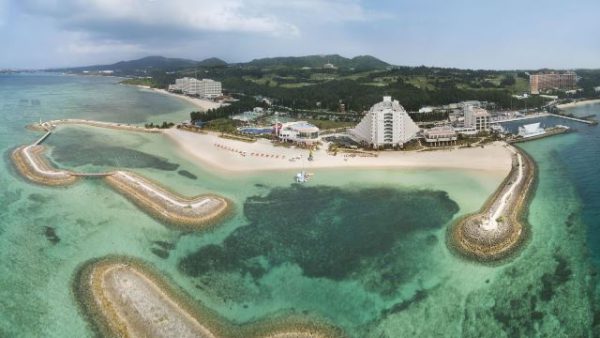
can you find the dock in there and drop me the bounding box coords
[492,112,597,125]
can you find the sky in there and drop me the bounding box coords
[0,0,599,70]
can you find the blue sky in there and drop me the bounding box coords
[0,0,599,69]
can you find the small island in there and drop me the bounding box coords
[75,257,343,338]
[448,146,536,261]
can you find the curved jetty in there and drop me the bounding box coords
[32,119,161,133]
[11,145,79,186]
[104,171,231,230]
[76,257,343,338]
[449,146,535,262]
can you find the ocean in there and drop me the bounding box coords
[0,73,598,337]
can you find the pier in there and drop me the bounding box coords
[492,112,597,125]
[34,130,52,145]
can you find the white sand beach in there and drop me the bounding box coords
[144,88,222,111]
[164,128,513,175]
[556,99,600,109]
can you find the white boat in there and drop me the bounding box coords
[295,171,314,183]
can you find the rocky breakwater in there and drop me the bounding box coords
[11,145,78,186]
[104,171,231,231]
[75,257,344,338]
[449,146,536,262]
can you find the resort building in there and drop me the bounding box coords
[423,126,458,147]
[168,77,222,98]
[349,96,420,148]
[529,72,577,94]
[464,106,490,132]
[275,121,320,145]
[518,123,545,138]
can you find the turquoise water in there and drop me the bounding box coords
[0,73,599,337]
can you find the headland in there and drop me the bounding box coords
[448,146,536,261]
[75,256,344,338]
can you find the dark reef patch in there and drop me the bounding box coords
[153,240,176,251]
[47,129,179,171]
[540,254,572,302]
[43,226,60,244]
[178,184,459,286]
[151,248,170,259]
[178,170,197,180]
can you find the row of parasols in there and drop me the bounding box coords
[214,143,286,159]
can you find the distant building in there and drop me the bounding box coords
[464,106,490,132]
[323,63,337,69]
[350,96,420,148]
[275,121,320,145]
[529,72,577,94]
[518,123,545,138]
[168,77,222,98]
[423,126,457,147]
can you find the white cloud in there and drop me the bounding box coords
[17,0,300,37]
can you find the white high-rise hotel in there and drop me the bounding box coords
[168,77,222,99]
[350,96,420,148]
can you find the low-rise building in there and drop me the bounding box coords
[275,121,320,145]
[423,126,457,146]
[349,96,420,148]
[464,106,490,132]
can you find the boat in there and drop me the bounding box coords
[295,171,314,183]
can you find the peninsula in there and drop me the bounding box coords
[75,257,343,338]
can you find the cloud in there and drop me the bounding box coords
[17,0,301,40]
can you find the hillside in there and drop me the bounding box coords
[245,54,390,70]
[52,56,227,73]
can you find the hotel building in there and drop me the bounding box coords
[350,96,420,148]
[168,77,222,98]
[464,106,490,132]
[529,72,577,94]
[275,121,320,145]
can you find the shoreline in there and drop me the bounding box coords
[556,98,600,109]
[135,86,222,112]
[164,128,514,175]
[74,256,344,338]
